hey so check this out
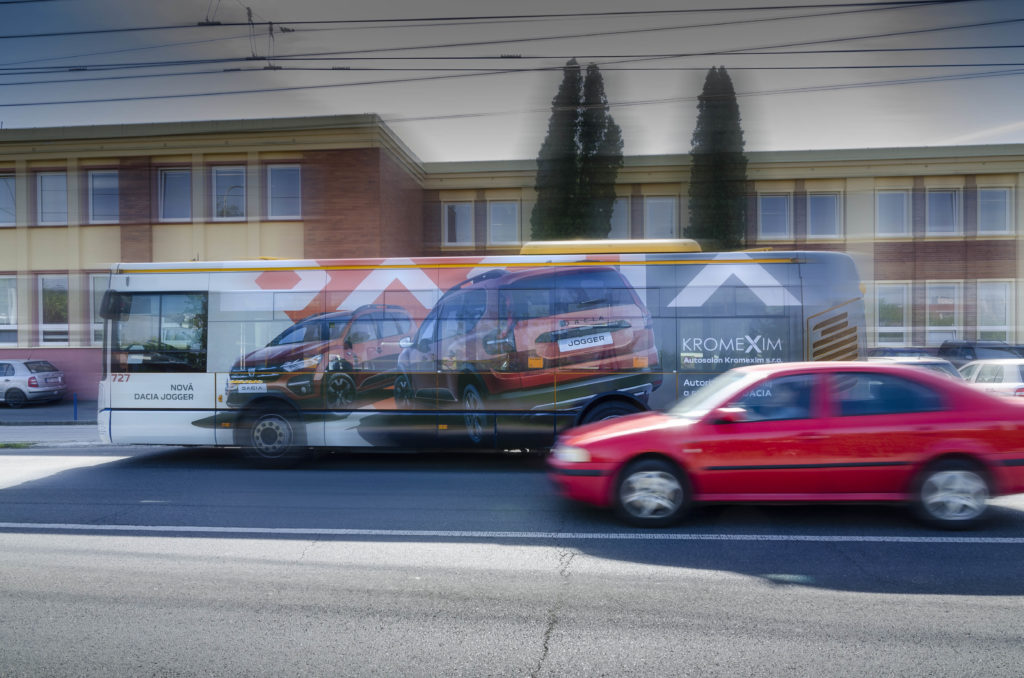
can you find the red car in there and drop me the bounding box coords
[549,362,1024,529]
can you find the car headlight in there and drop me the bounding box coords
[281,355,322,372]
[552,444,591,463]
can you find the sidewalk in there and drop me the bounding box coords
[0,399,102,446]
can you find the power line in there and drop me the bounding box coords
[0,0,971,40]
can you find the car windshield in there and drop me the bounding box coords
[25,360,58,373]
[668,370,752,418]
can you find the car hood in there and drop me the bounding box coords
[233,341,328,370]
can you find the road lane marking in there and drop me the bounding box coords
[1,523,1024,544]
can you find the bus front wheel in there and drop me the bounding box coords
[240,408,309,468]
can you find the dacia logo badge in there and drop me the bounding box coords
[247,367,256,377]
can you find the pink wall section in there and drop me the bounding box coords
[0,348,102,400]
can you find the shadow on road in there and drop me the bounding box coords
[3,445,1024,596]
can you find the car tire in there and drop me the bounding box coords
[582,400,641,424]
[462,383,486,445]
[324,372,356,408]
[912,459,991,530]
[4,388,27,409]
[239,407,309,468]
[614,458,691,527]
[394,373,414,408]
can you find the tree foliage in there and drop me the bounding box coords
[686,66,749,251]
[531,60,623,240]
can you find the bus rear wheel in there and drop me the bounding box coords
[240,408,309,468]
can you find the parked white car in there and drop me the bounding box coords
[867,356,962,379]
[0,359,67,408]
[958,359,1024,397]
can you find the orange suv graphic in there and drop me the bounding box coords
[226,304,413,408]
[394,266,661,416]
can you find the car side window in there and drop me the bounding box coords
[0,362,11,376]
[438,290,487,340]
[833,373,945,416]
[731,374,816,421]
[978,364,1003,384]
[959,364,978,381]
[347,317,378,344]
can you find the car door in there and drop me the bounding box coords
[692,372,830,498]
[818,371,949,495]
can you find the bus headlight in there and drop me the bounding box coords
[552,445,591,463]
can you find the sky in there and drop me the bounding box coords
[1,0,1023,162]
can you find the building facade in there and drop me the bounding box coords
[1,114,1022,398]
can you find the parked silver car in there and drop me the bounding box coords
[958,358,1024,398]
[0,359,67,408]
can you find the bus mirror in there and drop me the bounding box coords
[99,290,124,320]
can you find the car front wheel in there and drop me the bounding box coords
[614,458,691,527]
[913,459,990,529]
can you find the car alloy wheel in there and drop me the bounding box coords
[614,459,690,527]
[915,460,990,529]
[325,373,356,408]
[462,383,486,444]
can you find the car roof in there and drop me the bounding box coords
[734,360,959,377]
[960,358,1024,366]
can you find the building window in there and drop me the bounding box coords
[488,201,519,245]
[159,168,192,222]
[758,194,791,239]
[875,283,909,346]
[0,276,15,345]
[876,190,909,236]
[443,202,474,246]
[925,281,961,346]
[37,172,68,225]
[926,189,960,236]
[978,187,1012,235]
[0,174,14,226]
[644,197,677,239]
[90,273,109,346]
[267,164,301,219]
[213,166,246,221]
[609,197,630,239]
[977,280,1012,342]
[39,274,69,345]
[88,170,119,224]
[807,192,841,238]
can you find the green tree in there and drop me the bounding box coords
[531,60,623,240]
[686,66,749,251]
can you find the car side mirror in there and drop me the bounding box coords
[399,337,414,350]
[709,406,748,425]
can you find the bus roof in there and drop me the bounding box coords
[518,239,701,255]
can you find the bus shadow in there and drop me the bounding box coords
[3,446,1024,597]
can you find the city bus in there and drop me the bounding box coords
[97,242,866,466]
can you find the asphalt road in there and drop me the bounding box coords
[2,445,1024,677]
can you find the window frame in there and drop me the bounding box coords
[876,189,910,237]
[266,164,301,220]
[0,275,16,346]
[158,167,192,222]
[442,201,474,247]
[0,173,14,227]
[212,165,247,222]
[89,273,110,347]
[643,196,678,239]
[925,188,962,236]
[36,171,68,226]
[487,200,520,246]
[976,279,1013,343]
[88,169,119,224]
[758,193,792,240]
[925,280,962,346]
[977,187,1013,236]
[38,274,69,346]
[874,282,910,347]
[807,192,843,239]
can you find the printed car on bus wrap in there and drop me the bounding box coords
[225,304,413,409]
[393,265,661,416]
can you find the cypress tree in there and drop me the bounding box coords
[686,66,749,251]
[531,60,623,240]
[579,63,624,239]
